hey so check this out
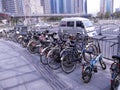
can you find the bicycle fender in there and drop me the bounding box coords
[47,48,58,58]
[17,35,23,39]
[42,47,50,54]
[27,40,34,47]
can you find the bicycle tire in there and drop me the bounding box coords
[40,47,50,65]
[99,59,106,70]
[17,38,23,44]
[61,53,76,74]
[27,43,36,54]
[110,73,119,90]
[40,54,48,65]
[82,66,92,83]
[21,41,27,48]
[47,49,61,70]
[110,62,119,72]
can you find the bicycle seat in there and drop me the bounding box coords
[112,55,120,61]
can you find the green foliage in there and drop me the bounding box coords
[96,12,104,19]
[112,11,120,18]
[104,12,110,19]
[47,17,62,21]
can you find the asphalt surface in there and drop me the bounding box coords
[0,39,114,90]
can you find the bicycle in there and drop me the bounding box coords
[60,34,96,74]
[82,36,106,83]
[47,39,66,70]
[39,33,58,65]
[110,43,120,90]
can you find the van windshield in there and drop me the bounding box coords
[83,20,93,27]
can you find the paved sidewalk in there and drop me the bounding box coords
[0,39,114,90]
[0,39,53,90]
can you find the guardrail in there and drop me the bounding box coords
[94,38,119,60]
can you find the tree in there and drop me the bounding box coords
[112,11,120,18]
[104,12,110,19]
[96,12,104,19]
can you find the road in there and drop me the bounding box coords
[0,39,113,90]
[95,24,120,36]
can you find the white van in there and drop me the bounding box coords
[58,17,97,37]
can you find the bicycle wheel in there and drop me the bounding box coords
[110,63,119,72]
[61,53,76,74]
[39,46,49,65]
[17,38,23,44]
[40,54,48,65]
[99,59,106,70]
[110,73,119,90]
[47,49,61,70]
[27,43,36,54]
[21,40,27,48]
[82,66,92,83]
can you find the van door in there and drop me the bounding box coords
[76,21,85,34]
[66,21,75,35]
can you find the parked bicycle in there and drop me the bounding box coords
[110,43,120,90]
[27,30,49,54]
[82,36,106,83]
[40,32,58,65]
[60,34,96,74]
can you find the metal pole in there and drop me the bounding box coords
[99,24,102,35]
[117,26,120,55]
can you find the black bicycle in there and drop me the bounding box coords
[60,35,96,74]
[110,43,120,90]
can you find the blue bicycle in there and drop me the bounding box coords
[82,36,106,83]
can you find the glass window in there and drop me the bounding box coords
[67,21,74,27]
[83,20,93,27]
[76,21,84,28]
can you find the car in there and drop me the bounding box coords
[59,17,97,37]
[14,25,28,35]
[35,22,52,29]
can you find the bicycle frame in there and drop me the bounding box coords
[90,53,102,68]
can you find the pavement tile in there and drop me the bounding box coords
[0,71,17,81]
[5,85,27,90]
[26,79,53,90]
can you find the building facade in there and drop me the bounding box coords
[50,0,64,14]
[29,0,43,15]
[100,0,114,14]
[74,0,83,14]
[106,0,113,13]
[23,0,43,16]
[2,0,24,16]
[83,0,87,14]
[100,0,105,13]
[43,0,51,14]
[44,0,84,14]
[0,0,2,12]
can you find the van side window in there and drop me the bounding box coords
[67,21,74,27]
[76,21,84,28]
[60,21,67,27]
